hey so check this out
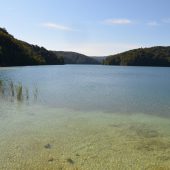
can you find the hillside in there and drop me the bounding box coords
[103,47,170,66]
[1,27,170,67]
[53,51,100,64]
[92,56,106,64]
[0,28,64,66]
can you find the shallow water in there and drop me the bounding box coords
[0,65,170,170]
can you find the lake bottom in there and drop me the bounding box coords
[0,101,170,170]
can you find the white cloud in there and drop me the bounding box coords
[42,22,74,31]
[104,19,132,25]
[147,21,159,26]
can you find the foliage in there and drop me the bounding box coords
[0,27,64,66]
[103,47,170,66]
[53,51,100,64]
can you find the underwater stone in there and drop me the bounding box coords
[67,158,74,164]
[48,157,54,162]
[44,143,51,149]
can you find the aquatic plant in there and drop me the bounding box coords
[9,81,15,97]
[33,87,38,101]
[16,83,23,101]
[0,80,2,92]
[0,79,40,103]
[25,88,29,100]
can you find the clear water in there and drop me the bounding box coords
[0,65,170,170]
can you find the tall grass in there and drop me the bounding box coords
[0,80,4,95]
[0,80,38,103]
[16,83,23,101]
[0,80,2,91]
[25,88,29,100]
[10,81,15,97]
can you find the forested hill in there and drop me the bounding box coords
[1,27,170,67]
[103,47,170,66]
[0,28,64,66]
[53,51,100,64]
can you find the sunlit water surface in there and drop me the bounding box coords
[0,65,170,170]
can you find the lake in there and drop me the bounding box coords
[0,65,170,169]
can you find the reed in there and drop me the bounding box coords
[0,80,4,95]
[9,81,15,97]
[0,80,2,90]
[16,83,23,101]
[0,80,39,103]
[33,87,38,101]
[25,88,29,100]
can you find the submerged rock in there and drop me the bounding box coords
[48,157,54,162]
[67,158,74,164]
[44,143,52,149]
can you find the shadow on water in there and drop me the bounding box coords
[0,79,39,103]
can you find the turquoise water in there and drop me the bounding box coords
[0,65,170,169]
[1,65,170,115]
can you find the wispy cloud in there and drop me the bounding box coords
[162,18,170,24]
[104,19,132,25]
[42,22,75,31]
[147,18,170,26]
[147,21,159,26]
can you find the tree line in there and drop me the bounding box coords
[0,27,64,66]
[103,47,170,67]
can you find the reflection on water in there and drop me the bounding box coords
[0,79,39,103]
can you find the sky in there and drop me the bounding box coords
[0,0,170,56]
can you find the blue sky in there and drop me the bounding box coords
[0,0,170,56]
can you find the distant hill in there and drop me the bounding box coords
[92,56,106,64]
[1,27,170,67]
[53,51,100,65]
[103,47,170,67]
[0,28,64,66]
